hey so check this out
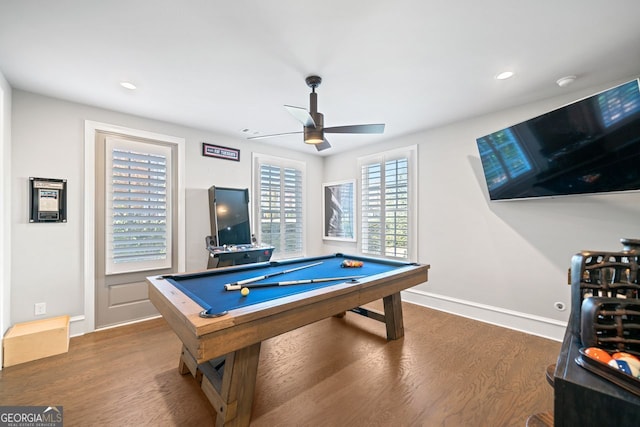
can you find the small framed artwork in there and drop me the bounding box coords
[29,177,67,223]
[322,180,356,241]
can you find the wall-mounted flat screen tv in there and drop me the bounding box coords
[208,186,251,246]
[476,79,640,200]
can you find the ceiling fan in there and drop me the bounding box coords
[248,75,385,151]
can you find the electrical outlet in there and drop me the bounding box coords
[34,302,46,316]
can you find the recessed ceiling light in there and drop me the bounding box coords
[556,75,577,88]
[120,81,137,90]
[495,71,515,80]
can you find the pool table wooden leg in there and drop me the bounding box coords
[199,342,261,427]
[179,345,198,377]
[383,292,404,340]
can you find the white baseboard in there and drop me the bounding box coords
[401,288,567,342]
[94,314,162,332]
[69,315,86,337]
[69,314,162,337]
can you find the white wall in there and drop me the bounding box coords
[0,70,12,368]
[10,90,324,331]
[8,77,640,341]
[323,76,640,340]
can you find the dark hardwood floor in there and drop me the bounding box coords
[0,302,560,426]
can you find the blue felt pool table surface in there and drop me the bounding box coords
[164,253,414,317]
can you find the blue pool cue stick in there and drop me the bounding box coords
[224,261,323,291]
[229,275,364,290]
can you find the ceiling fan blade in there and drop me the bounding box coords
[324,124,385,134]
[315,138,332,151]
[247,131,302,140]
[284,105,316,128]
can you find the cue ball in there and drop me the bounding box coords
[241,287,250,296]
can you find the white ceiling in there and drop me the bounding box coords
[1,0,639,156]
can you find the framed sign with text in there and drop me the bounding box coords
[29,177,67,223]
[202,143,240,162]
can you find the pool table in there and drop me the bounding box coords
[147,253,430,427]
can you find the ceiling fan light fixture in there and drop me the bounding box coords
[304,127,324,144]
[304,113,324,144]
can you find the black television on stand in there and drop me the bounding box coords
[476,79,640,201]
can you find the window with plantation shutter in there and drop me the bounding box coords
[253,154,305,258]
[105,137,173,274]
[359,146,417,261]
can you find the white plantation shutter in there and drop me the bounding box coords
[361,161,383,254]
[254,155,305,258]
[359,146,416,260]
[105,137,173,274]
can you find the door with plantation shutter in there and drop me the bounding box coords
[95,133,178,328]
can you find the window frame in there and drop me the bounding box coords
[252,153,307,259]
[104,136,174,275]
[358,145,418,262]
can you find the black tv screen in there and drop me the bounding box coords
[210,187,251,246]
[476,79,640,200]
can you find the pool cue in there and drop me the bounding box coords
[224,261,323,291]
[227,275,364,290]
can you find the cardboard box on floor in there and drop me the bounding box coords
[3,315,70,367]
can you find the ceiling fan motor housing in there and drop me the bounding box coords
[304,112,324,144]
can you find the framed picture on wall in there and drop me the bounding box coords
[322,180,356,242]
